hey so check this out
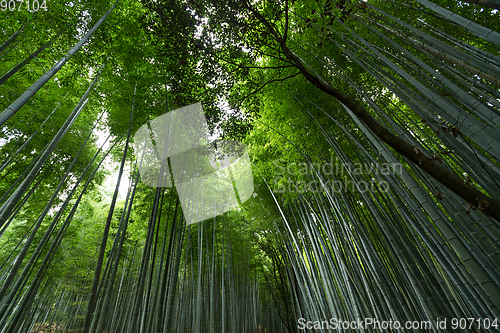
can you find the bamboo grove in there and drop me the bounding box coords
[0,0,499,332]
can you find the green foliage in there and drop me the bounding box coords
[1,1,500,332]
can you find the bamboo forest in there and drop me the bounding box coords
[1,0,500,332]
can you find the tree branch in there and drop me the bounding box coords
[245,1,500,221]
[238,72,301,108]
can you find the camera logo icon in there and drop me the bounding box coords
[133,103,253,224]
